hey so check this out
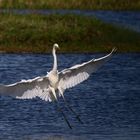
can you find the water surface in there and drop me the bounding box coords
[0,53,140,140]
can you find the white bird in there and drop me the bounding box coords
[0,43,116,128]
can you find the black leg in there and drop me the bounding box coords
[55,101,72,129]
[63,98,84,124]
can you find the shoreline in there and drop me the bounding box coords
[0,49,139,54]
[0,14,139,53]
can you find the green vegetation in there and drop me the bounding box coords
[0,0,140,10]
[0,13,140,53]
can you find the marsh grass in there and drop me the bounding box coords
[0,13,140,53]
[0,0,140,10]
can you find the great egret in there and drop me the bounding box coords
[0,43,116,128]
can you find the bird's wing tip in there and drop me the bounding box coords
[111,47,117,54]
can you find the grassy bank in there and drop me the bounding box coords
[0,13,140,53]
[0,0,140,10]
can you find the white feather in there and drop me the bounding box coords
[58,48,116,91]
[0,43,116,102]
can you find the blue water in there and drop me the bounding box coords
[0,53,140,140]
[0,9,140,32]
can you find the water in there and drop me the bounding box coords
[0,9,140,32]
[0,53,140,140]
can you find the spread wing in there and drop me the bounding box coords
[58,48,116,91]
[0,76,51,101]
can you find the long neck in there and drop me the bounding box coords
[52,47,57,71]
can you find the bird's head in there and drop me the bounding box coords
[53,43,59,50]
